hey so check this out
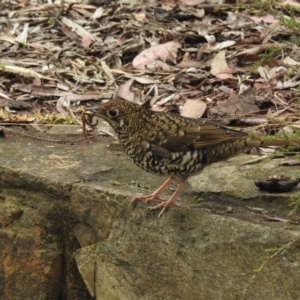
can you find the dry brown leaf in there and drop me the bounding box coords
[2,65,53,80]
[182,0,205,6]
[32,77,42,86]
[15,23,28,44]
[180,100,206,118]
[281,0,300,7]
[204,35,216,44]
[135,12,146,21]
[250,16,277,24]
[101,61,114,83]
[134,77,158,84]
[211,50,236,76]
[215,73,236,80]
[61,17,95,41]
[156,93,177,105]
[176,60,202,68]
[132,41,181,70]
[60,26,81,43]
[118,31,140,45]
[92,7,104,19]
[237,46,265,56]
[210,41,236,51]
[0,35,18,44]
[117,78,135,102]
[283,56,300,66]
[81,36,92,48]
[147,60,173,71]
[209,95,258,124]
[189,8,205,19]
[162,0,179,11]
[56,96,69,116]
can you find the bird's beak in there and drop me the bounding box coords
[83,106,105,118]
[84,106,100,114]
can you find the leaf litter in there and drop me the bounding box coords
[0,0,299,145]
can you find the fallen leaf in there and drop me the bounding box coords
[210,41,236,51]
[283,56,300,66]
[81,36,92,48]
[176,60,203,68]
[281,0,300,7]
[180,100,207,118]
[15,23,28,44]
[147,60,173,71]
[62,17,95,41]
[132,41,181,70]
[92,7,104,19]
[56,96,70,115]
[189,8,205,18]
[250,15,277,24]
[117,78,135,102]
[182,0,205,5]
[208,95,258,124]
[211,50,236,76]
[135,12,146,21]
[215,73,236,80]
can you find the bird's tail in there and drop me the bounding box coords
[246,136,300,148]
[202,136,300,164]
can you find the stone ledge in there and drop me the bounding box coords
[0,132,299,299]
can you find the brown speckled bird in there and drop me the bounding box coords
[87,99,299,217]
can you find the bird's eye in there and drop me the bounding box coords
[108,109,118,118]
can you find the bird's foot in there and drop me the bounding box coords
[132,178,189,217]
[132,193,167,204]
[149,200,185,218]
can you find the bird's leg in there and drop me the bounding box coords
[132,177,175,203]
[149,179,188,217]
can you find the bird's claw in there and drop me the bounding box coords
[149,200,184,217]
[132,194,167,204]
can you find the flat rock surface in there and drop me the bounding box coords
[1,127,299,226]
[0,128,300,300]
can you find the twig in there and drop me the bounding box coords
[3,127,106,143]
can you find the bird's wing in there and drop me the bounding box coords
[145,114,248,155]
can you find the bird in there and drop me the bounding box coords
[85,99,300,217]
